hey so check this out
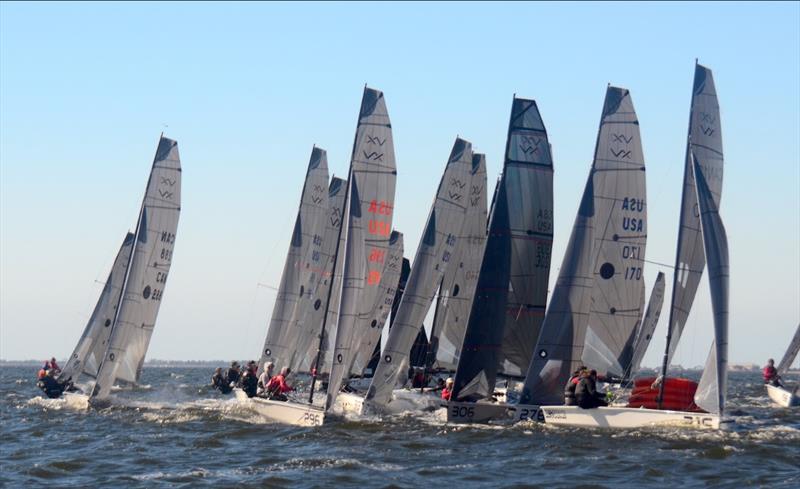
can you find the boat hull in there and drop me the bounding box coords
[331,392,365,416]
[233,389,324,426]
[540,405,721,429]
[766,384,799,407]
[445,400,515,424]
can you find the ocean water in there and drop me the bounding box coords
[1,366,798,488]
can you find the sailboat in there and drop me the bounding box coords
[239,87,398,426]
[540,65,729,430]
[57,135,182,409]
[766,323,800,407]
[234,147,331,426]
[331,137,474,415]
[512,85,647,423]
[446,96,555,423]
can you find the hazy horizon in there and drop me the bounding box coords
[1,2,798,367]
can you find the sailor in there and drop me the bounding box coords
[223,360,241,392]
[240,361,259,398]
[266,367,294,401]
[49,357,61,375]
[257,361,275,396]
[441,378,454,401]
[564,366,586,406]
[37,369,66,399]
[430,377,446,393]
[763,359,783,387]
[575,369,608,409]
[211,368,226,391]
[411,368,426,389]
[37,367,47,380]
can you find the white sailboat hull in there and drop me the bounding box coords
[331,392,365,416]
[233,389,324,426]
[766,384,799,407]
[540,405,721,429]
[332,389,443,416]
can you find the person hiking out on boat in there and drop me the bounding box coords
[266,367,294,401]
[257,361,275,396]
[37,369,67,399]
[763,359,783,387]
[441,378,454,401]
[48,357,61,374]
[575,369,608,409]
[564,366,587,406]
[211,368,227,392]
[429,377,446,393]
[240,361,259,398]
[226,361,241,388]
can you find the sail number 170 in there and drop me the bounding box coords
[624,267,642,280]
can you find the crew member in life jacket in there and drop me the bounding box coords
[266,367,294,401]
[575,369,608,409]
[37,369,69,399]
[225,361,241,390]
[257,361,275,397]
[211,368,227,392]
[441,378,454,401]
[763,359,783,387]
[564,366,587,406]
[240,361,259,398]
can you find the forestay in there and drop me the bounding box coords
[260,148,330,372]
[326,87,397,410]
[666,63,724,365]
[365,138,473,407]
[626,271,666,378]
[59,233,135,383]
[92,136,182,400]
[692,156,729,416]
[431,153,488,371]
[777,323,800,376]
[350,231,404,376]
[581,86,648,378]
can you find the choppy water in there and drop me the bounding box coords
[1,366,798,488]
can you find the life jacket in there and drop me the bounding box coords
[37,369,47,379]
[441,388,452,400]
[763,366,778,382]
[267,374,292,394]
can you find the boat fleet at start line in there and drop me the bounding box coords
[42,61,799,428]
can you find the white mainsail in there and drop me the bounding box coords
[626,271,666,378]
[691,155,729,416]
[59,233,135,383]
[350,231,404,376]
[777,323,800,376]
[581,86,648,378]
[665,63,724,365]
[92,136,182,400]
[431,153,488,371]
[325,87,397,410]
[301,176,347,373]
[260,148,330,372]
[365,138,473,408]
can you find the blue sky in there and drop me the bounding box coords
[1,2,798,367]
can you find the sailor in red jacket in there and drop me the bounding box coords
[441,378,454,401]
[266,367,294,401]
[763,358,783,387]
